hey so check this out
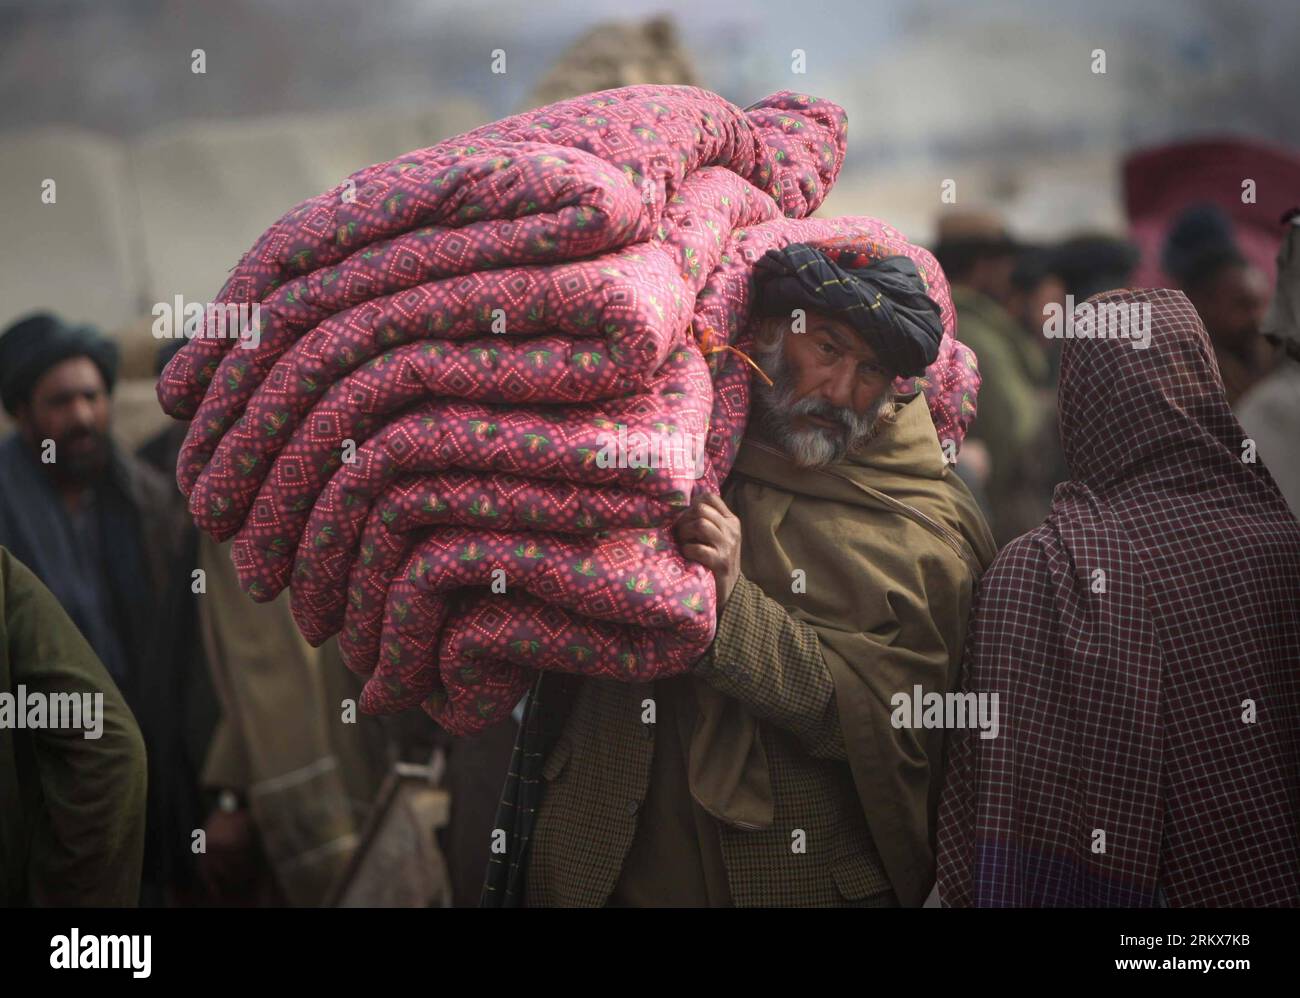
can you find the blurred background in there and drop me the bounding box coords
[2,0,1297,446]
[2,2,1296,302]
[1,0,1296,908]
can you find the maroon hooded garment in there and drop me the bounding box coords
[936,287,1300,907]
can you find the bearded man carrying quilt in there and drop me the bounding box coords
[483,242,996,907]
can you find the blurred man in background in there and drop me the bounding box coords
[0,313,181,700]
[1046,232,1141,387]
[0,312,186,904]
[933,212,1051,546]
[1163,204,1278,405]
[995,244,1067,540]
[1237,207,1300,517]
[1051,233,1141,304]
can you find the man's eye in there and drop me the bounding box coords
[817,341,837,356]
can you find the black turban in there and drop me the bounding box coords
[753,244,943,377]
[0,312,119,415]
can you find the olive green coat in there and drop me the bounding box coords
[525,395,995,906]
[0,546,147,905]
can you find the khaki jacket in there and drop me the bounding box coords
[524,395,996,906]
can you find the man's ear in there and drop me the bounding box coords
[752,314,782,352]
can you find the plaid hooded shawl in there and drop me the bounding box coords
[936,288,1300,907]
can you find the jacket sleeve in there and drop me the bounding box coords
[2,547,147,906]
[691,572,847,759]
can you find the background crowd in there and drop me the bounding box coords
[1,3,1295,906]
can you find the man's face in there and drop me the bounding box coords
[1009,273,1066,342]
[752,310,895,467]
[968,253,1017,305]
[1190,262,1270,354]
[16,356,112,484]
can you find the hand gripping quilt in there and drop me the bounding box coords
[157,84,980,734]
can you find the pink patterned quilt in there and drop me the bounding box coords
[158,85,978,734]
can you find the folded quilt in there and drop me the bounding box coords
[158,85,979,734]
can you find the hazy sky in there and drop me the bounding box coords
[1,0,1295,166]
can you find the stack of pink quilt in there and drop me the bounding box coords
[157,85,978,734]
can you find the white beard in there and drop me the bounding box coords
[751,332,893,467]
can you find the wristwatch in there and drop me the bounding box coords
[215,788,244,814]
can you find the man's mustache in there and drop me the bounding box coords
[55,427,110,467]
[788,396,856,434]
[62,426,104,447]
[759,350,851,433]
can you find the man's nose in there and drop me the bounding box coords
[819,360,857,409]
[70,395,98,427]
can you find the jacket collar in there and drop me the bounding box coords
[731,393,946,500]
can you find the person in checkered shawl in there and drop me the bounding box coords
[484,244,997,907]
[936,287,1300,907]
